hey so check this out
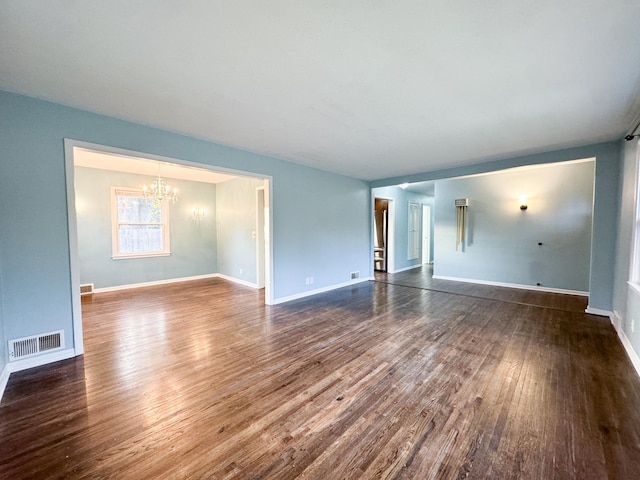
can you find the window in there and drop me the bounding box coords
[111,187,170,259]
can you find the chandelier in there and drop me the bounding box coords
[142,175,178,203]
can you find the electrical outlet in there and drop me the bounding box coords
[351,271,360,280]
[305,276,314,285]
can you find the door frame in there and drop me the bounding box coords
[372,196,395,273]
[422,204,432,264]
[256,186,266,289]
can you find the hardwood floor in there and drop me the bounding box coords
[2,271,640,479]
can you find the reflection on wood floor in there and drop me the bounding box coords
[1,269,639,479]
[376,264,589,313]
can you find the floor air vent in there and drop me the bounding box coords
[8,330,64,361]
[80,283,94,295]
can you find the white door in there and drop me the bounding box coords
[408,202,420,260]
[422,204,431,264]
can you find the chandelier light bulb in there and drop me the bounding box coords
[142,175,178,204]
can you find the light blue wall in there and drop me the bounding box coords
[613,139,639,357]
[372,186,433,271]
[433,161,595,291]
[0,90,371,360]
[275,166,371,296]
[0,95,77,345]
[372,142,620,311]
[0,263,5,375]
[75,167,217,288]
[216,176,264,284]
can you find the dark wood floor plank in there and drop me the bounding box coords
[2,270,640,479]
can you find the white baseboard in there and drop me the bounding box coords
[0,348,76,404]
[214,273,259,289]
[610,312,640,379]
[94,273,219,293]
[585,306,613,317]
[389,264,422,273]
[612,310,623,332]
[272,277,373,305]
[6,348,76,374]
[0,363,10,404]
[432,275,588,297]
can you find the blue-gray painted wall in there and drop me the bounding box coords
[0,90,371,360]
[433,161,595,291]
[216,176,264,284]
[372,142,620,311]
[0,266,5,375]
[75,167,218,288]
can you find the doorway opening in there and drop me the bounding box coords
[374,198,388,272]
[64,139,273,356]
[373,197,395,273]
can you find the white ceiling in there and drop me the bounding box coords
[1,1,640,181]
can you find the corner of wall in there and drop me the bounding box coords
[0,363,9,404]
[0,256,7,403]
[0,303,7,403]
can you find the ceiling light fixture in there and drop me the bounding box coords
[519,196,528,210]
[142,166,178,203]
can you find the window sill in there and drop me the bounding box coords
[112,252,171,260]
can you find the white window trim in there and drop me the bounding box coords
[111,186,171,260]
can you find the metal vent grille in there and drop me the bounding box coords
[80,283,94,295]
[8,331,64,361]
[39,333,61,351]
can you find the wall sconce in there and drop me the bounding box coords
[519,196,528,210]
[191,207,205,221]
